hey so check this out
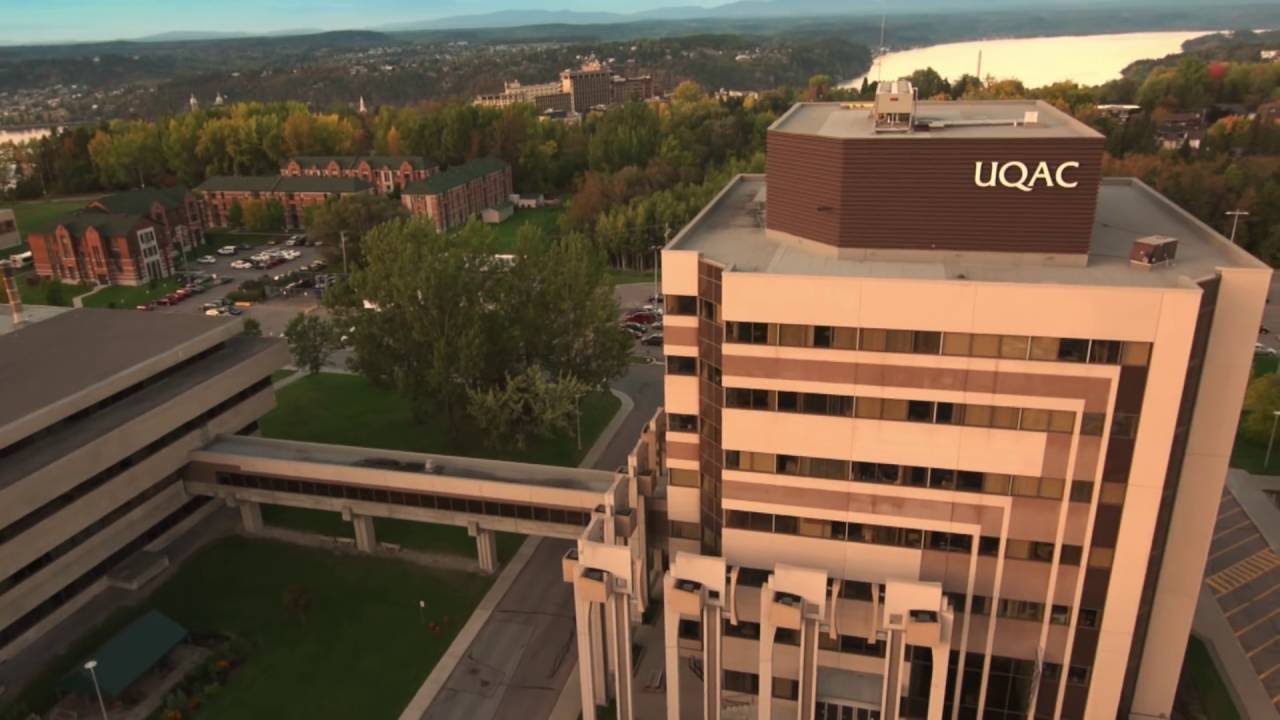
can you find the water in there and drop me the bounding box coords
[0,126,58,146]
[841,30,1220,89]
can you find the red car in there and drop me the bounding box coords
[625,311,657,325]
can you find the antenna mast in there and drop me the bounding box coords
[876,13,887,85]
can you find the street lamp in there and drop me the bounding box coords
[1226,210,1250,244]
[1266,410,1280,469]
[84,659,109,720]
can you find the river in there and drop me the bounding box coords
[0,126,60,146]
[841,30,1220,89]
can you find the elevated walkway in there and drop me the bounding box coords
[184,435,631,571]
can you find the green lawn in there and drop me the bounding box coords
[606,268,657,286]
[270,368,296,384]
[259,372,620,467]
[1183,636,1241,720]
[1231,354,1280,475]
[16,277,94,306]
[0,197,96,254]
[80,278,180,308]
[261,505,525,562]
[0,537,492,720]
[1252,354,1277,378]
[490,207,565,252]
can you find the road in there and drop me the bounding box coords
[420,358,664,720]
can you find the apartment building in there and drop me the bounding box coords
[650,85,1270,720]
[90,186,206,254]
[280,156,437,195]
[561,64,615,113]
[0,309,287,663]
[400,157,513,233]
[475,63,659,116]
[195,175,374,231]
[26,210,170,286]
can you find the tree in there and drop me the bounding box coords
[305,194,408,268]
[284,312,337,374]
[907,67,950,99]
[242,317,262,336]
[227,201,245,229]
[807,74,834,101]
[466,366,587,449]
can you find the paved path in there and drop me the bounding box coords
[411,362,664,720]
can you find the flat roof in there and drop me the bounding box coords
[0,334,278,488]
[195,435,619,493]
[667,174,1267,289]
[0,309,236,442]
[771,100,1102,140]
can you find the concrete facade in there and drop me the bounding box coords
[0,309,287,661]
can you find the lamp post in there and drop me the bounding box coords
[1266,410,1280,469]
[84,659,109,720]
[339,231,349,275]
[1226,210,1250,244]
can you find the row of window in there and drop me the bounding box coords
[722,449,1091,503]
[0,497,210,650]
[720,319,1153,367]
[215,473,593,527]
[725,387,1116,437]
[724,510,1114,570]
[815,702,880,720]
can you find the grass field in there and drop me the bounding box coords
[80,278,180,309]
[259,372,620,467]
[261,505,525,562]
[1231,354,1280,475]
[0,197,95,254]
[0,537,492,720]
[1183,636,1241,720]
[271,368,296,384]
[16,278,94,306]
[490,207,564,251]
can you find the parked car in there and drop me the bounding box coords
[135,303,153,311]
[625,311,657,325]
[204,308,223,316]
[641,332,664,346]
[238,243,251,251]
[229,260,253,270]
[155,296,173,306]
[1255,343,1277,356]
[197,255,217,264]
[620,322,646,338]
[216,245,237,255]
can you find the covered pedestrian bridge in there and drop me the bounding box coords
[183,435,634,572]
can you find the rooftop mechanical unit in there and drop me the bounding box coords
[1129,235,1178,269]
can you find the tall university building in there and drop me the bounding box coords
[644,82,1270,720]
[0,83,1270,720]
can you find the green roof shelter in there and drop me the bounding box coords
[60,610,188,699]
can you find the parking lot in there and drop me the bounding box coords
[151,234,334,336]
[616,281,664,363]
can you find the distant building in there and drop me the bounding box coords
[401,158,513,233]
[1258,100,1280,125]
[195,176,374,231]
[89,186,205,256]
[474,63,659,116]
[1261,49,1278,61]
[26,211,169,287]
[0,209,17,250]
[1156,110,1205,151]
[280,156,436,195]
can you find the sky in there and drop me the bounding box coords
[0,0,695,44]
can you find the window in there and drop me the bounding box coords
[942,333,972,356]
[667,356,696,375]
[936,403,961,424]
[881,399,909,421]
[726,388,771,410]
[670,521,700,540]
[678,618,702,641]
[855,397,881,419]
[702,362,722,386]
[998,599,1044,622]
[727,321,769,344]
[1020,409,1050,431]
[833,327,858,349]
[1067,666,1090,686]
[1088,547,1114,569]
[991,406,1020,429]
[1078,608,1101,629]
[700,299,718,322]
[724,450,776,473]
[668,413,697,432]
[724,670,759,694]
[859,328,887,352]
[771,677,799,701]
[1081,413,1106,436]
[1000,335,1030,359]
[1070,481,1093,503]
[813,326,834,348]
[1112,413,1138,439]
[1089,340,1123,364]
[971,334,1002,357]
[913,332,942,354]
[841,580,873,601]
[670,468,700,488]
[666,295,697,315]
[907,400,935,422]
[1122,342,1152,366]
[1099,482,1127,506]
[778,324,808,347]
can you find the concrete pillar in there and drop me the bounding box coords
[467,523,498,574]
[662,575,682,720]
[352,514,376,553]
[702,602,722,720]
[607,589,635,720]
[238,500,263,534]
[757,581,775,720]
[573,582,609,719]
[798,616,820,720]
[927,645,947,720]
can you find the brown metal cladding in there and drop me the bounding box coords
[766,130,1105,254]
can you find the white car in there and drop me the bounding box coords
[229,260,254,270]
[1255,343,1277,356]
[196,255,217,264]
[216,245,237,255]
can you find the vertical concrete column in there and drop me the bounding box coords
[702,602,722,720]
[926,644,947,720]
[238,500,263,534]
[574,581,600,720]
[607,590,635,720]
[797,615,820,720]
[662,575,683,720]
[757,581,775,720]
[352,514,376,553]
[467,524,498,574]
[881,630,904,720]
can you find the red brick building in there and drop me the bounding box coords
[89,186,205,256]
[400,158,513,233]
[280,156,437,195]
[27,212,169,287]
[195,176,375,230]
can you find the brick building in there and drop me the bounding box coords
[89,186,205,255]
[27,211,168,286]
[195,176,375,231]
[401,158,513,233]
[280,156,437,195]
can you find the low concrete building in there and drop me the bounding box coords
[195,175,375,231]
[401,158,513,233]
[0,309,287,662]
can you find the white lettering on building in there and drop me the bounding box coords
[973,161,1080,192]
